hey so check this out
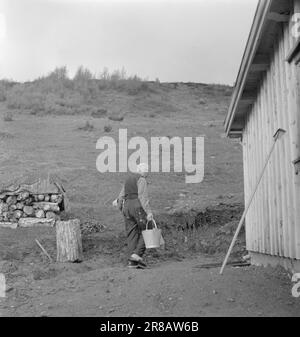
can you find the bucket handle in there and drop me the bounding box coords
[145,219,158,230]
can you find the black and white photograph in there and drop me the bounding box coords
[0,0,300,322]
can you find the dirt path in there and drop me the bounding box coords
[1,256,299,317]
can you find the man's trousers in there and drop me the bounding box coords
[122,199,147,258]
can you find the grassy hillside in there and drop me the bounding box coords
[0,68,243,224]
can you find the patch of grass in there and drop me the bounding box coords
[78,121,94,132]
[0,88,6,102]
[224,88,233,96]
[148,111,157,118]
[3,111,13,122]
[104,124,112,133]
[0,80,16,102]
[0,131,14,139]
[133,95,177,115]
[91,108,107,118]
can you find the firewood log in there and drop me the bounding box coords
[13,210,23,219]
[33,202,60,212]
[56,219,83,263]
[17,191,30,201]
[44,195,50,202]
[24,197,33,206]
[50,194,58,203]
[6,196,17,205]
[18,217,55,228]
[46,211,56,219]
[50,194,62,203]
[44,204,56,212]
[8,210,15,217]
[9,205,17,212]
[0,222,18,229]
[2,212,9,221]
[0,203,8,214]
[37,194,45,201]
[23,206,34,216]
[35,210,45,218]
[16,202,24,210]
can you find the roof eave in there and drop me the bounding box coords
[224,0,273,136]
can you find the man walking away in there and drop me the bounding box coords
[113,163,153,269]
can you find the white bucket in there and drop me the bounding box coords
[142,219,162,249]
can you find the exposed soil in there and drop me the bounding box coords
[1,257,300,317]
[1,203,299,317]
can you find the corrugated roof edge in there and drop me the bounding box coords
[224,0,273,137]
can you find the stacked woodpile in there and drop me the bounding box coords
[0,191,63,223]
[0,173,68,228]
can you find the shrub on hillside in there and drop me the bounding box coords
[36,67,70,95]
[3,66,158,115]
[91,108,107,118]
[0,84,7,102]
[148,111,157,118]
[124,77,149,95]
[97,67,154,94]
[224,88,232,96]
[0,80,17,102]
[7,85,45,112]
[104,124,112,133]
[3,111,13,122]
[78,121,94,132]
[108,113,124,122]
[73,66,99,101]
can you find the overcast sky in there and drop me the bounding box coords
[0,0,258,84]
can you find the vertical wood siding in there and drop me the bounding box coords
[243,19,300,259]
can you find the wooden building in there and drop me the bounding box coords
[225,0,300,271]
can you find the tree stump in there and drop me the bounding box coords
[56,219,83,262]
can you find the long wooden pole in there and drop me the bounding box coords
[220,129,286,275]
